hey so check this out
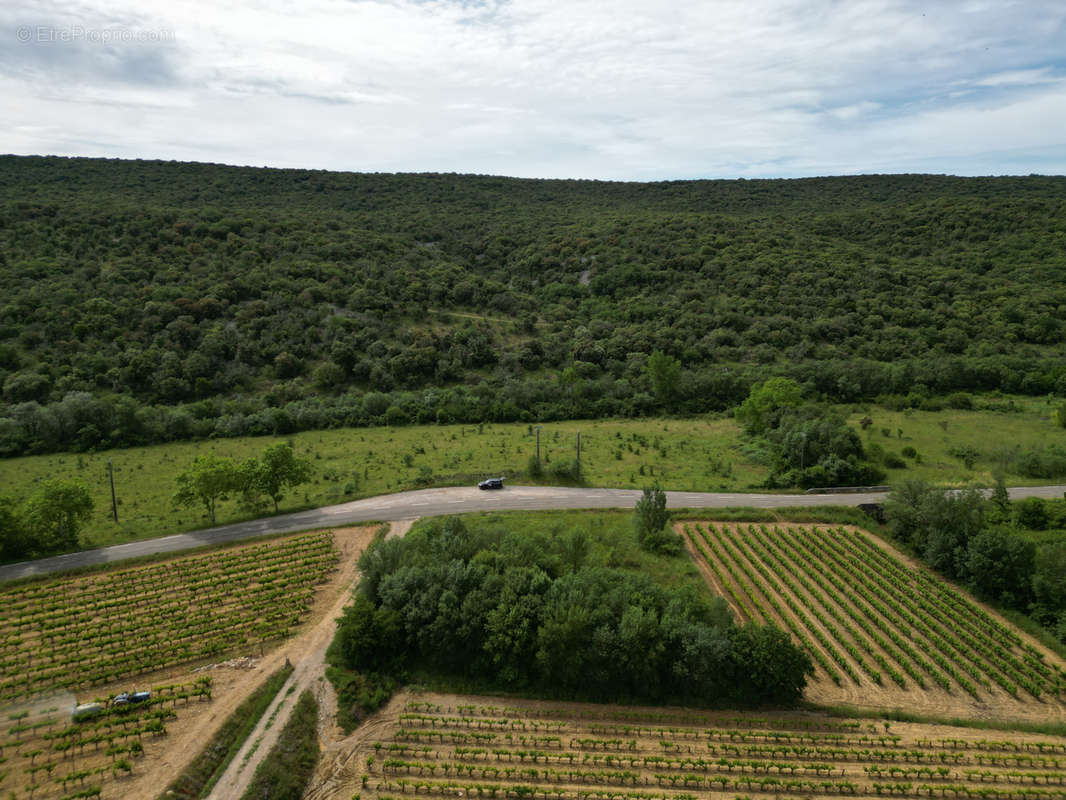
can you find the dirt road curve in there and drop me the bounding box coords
[2,484,1063,582]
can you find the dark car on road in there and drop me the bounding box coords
[478,478,504,490]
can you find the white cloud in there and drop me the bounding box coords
[1,0,1065,178]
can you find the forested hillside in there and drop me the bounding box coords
[1,156,1065,455]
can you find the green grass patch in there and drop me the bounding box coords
[1,399,1063,554]
[239,689,321,800]
[159,663,294,800]
[848,396,1066,487]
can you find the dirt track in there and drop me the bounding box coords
[114,525,377,800]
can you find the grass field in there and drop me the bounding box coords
[316,692,1066,800]
[682,522,1066,722]
[0,397,1063,550]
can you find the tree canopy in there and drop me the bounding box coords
[332,515,813,706]
[2,158,1066,455]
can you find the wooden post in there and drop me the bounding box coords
[108,459,118,523]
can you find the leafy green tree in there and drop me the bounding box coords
[24,480,94,552]
[333,593,404,672]
[633,484,679,553]
[988,473,1011,522]
[726,623,813,705]
[1015,496,1049,530]
[885,479,985,577]
[644,351,681,407]
[249,442,313,513]
[1032,542,1066,618]
[0,495,32,561]
[964,527,1035,608]
[734,377,803,435]
[173,454,243,524]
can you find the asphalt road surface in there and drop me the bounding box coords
[2,483,1064,582]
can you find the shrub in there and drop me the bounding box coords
[945,392,974,410]
[883,452,906,469]
[1015,497,1049,530]
[901,445,917,458]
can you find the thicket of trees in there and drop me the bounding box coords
[736,378,885,488]
[331,516,812,708]
[884,480,1066,644]
[0,480,94,561]
[1,157,1065,457]
[172,442,313,524]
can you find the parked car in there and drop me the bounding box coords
[478,477,504,490]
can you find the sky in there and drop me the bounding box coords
[2,0,1065,180]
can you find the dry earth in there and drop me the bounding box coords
[304,689,1066,800]
[115,524,379,800]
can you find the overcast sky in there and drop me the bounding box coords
[2,0,1065,180]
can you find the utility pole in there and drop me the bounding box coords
[107,459,118,523]
[536,426,541,470]
[576,432,581,472]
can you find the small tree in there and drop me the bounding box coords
[24,480,94,553]
[249,442,313,513]
[634,484,680,554]
[734,377,803,435]
[0,495,31,561]
[173,454,243,524]
[644,351,682,407]
[1015,496,1049,530]
[990,473,1010,516]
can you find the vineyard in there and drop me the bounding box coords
[0,531,339,703]
[0,679,211,800]
[335,695,1066,800]
[682,523,1066,711]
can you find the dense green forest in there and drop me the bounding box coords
[328,514,812,710]
[1,156,1065,456]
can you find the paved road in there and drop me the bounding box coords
[2,483,1064,582]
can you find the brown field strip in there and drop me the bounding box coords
[307,691,1066,800]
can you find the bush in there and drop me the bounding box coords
[1015,445,1066,479]
[1015,497,1049,530]
[948,445,980,469]
[527,453,544,479]
[549,459,582,483]
[634,485,672,552]
[901,446,917,458]
[945,392,973,409]
[883,452,906,469]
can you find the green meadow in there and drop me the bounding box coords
[0,398,1063,550]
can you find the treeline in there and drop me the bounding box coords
[4,355,1066,459]
[330,516,813,708]
[1,157,1066,456]
[885,482,1066,646]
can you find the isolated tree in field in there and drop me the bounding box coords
[173,454,242,524]
[249,442,313,513]
[24,480,94,552]
[634,484,680,554]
